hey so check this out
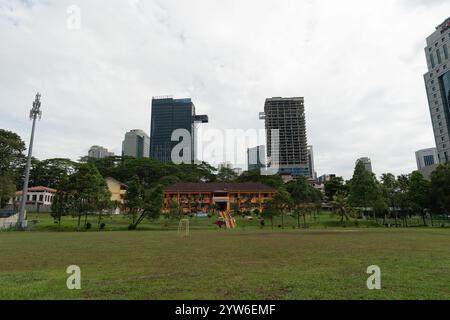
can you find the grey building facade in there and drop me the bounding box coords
[357,157,373,173]
[247,145,266,171]
[150,97,208,164]
[260,97,310,177]
[424,17,450,163]
[88,145,114,159]
[415,147,438,170]
[122,129,150,158]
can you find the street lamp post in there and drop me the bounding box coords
[17,93,42,230]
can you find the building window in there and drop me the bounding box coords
[444,44,449,59]
[437,49,442,64]
[430,53,436,68]
[424,155,435,166]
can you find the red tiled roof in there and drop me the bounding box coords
[164,182,276,193]
[16,186,57,195]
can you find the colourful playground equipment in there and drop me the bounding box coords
[218,211,237,229]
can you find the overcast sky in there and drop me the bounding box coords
[1,0,449,179]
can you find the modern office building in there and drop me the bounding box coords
[88,145,114,159]
[247,145,266,171]
[150,96,208,164]
[260,97,309,177]
[317,174,336,185]
[424,17,450,163]
[415,147,439,170]
[307,145,316,180]
[357,157,373,173]
[122,129,150,158]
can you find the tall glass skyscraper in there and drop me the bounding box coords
[424,17,450,163]
[150,97,208,163]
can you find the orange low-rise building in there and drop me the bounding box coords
[163,182,276,214]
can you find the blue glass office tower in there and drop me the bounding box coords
[150,97,208,163]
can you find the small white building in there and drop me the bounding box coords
[9,186,57,213]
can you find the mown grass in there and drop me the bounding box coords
[1,221,450,299]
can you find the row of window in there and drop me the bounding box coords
[430,43,449,68]
[15,194,54,203]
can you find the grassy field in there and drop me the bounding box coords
[1,215,450,299]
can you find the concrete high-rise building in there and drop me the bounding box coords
[88,145,114,159]
[247,145,266,171]
[424,17,450,163]
[357,157,373,173]
[415,147,439,170]
[122,129,150,158]
[150,96,208,164]
[260,97,309,177]
[307,145,316,180]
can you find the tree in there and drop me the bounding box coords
[381,173,399,226]
[287,176,313,228]
[67,164,112,231]
[348,160,378,219]
[167,199,183,225]
[408,171,431,226]
[130,185,164,229]
[51,176,71,229]
[331,192,354,223]
[271,188,293,229]
[0,129,25,208]
[262,199,276,229]
[396,174,411,227]
[123,176,145,226]
[324,176,348,200]
[216,166,238,182]
[237,170,284,189]
[26,158,76,189]
[429,163,450,216]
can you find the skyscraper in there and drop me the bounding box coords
[415,147,438,170]
[307,145,316,180]
[150,96,208,164]
[247,145,266,171]
[88,145,114,159]
[424,17,450,163]
[357,157,373,173]
[260,97,309,177]
[122,129,150,158]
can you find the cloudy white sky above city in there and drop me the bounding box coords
[0,0,449,179]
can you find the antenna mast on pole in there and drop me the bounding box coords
[17,93,42,230]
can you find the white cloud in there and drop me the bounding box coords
[0,0,448,179]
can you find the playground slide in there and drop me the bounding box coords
[219,211,237,229]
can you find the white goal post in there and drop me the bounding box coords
[178,219,190,237]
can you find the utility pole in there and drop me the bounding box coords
[17,93,42,230]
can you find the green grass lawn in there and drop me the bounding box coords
[1,219,450,299]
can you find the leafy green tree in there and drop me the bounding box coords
[429,163,450,216]
[51,176,71,229]
[271,188,293,229]
[123,175,145,226]
[130,185,164,229]
[408,171,431,226]
[27,158,76,189]
[324,176,348,200]
[216,166,238,182]
[331,192,355,223]
[348,160,378,218]
[0,129,25,207]
[261,199,276,229]
[287,176,313,228]
[396,174,411,227]
[237,170,284,189]
[380,173,399,226]
[67,164,112,231]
